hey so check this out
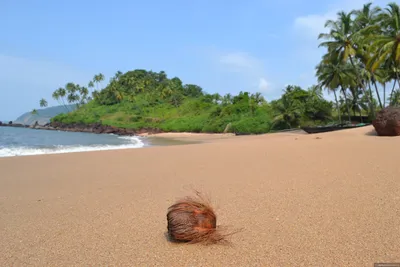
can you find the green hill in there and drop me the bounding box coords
[14,104,77,126]
[42,69,334,134]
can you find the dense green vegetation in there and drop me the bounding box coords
[40,70,334,133]
[39,2,400,134]
[316,2,400,120]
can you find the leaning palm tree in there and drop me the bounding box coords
[374,67,391,108]
[52,87,70,112]
[389,89,400,106]
[386,65,400,103]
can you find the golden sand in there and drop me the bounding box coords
[1,126,399,266]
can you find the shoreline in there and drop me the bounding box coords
[3,122,378,159]
[0,127,237,158]
[0,121,287,137]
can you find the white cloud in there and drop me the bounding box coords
[290,0,390,90]
[294,12,336,38]
[258,78,269,91]
[218,52,263,73]
[214,51,272,93]
[293,0,388,37]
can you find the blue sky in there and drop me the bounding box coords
[0,0,390,120]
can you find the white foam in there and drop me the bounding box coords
[0,136,145,158]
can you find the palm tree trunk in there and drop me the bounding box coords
[61,97,70,113]
[372,79,383,109]
[367,82,376,118]
[389,79,398,106]
[333,90,341,123]
[383,83,386,108]
[396,69,400,91]
[349,55,375,117]
[340,86,351,123]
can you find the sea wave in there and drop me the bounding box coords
[0,136,145,158]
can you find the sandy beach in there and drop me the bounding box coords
[1,125,399,266]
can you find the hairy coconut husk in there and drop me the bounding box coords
[166,191,238,245]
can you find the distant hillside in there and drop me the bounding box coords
[14,104,77,126]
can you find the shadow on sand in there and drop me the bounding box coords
[365,129,378,136]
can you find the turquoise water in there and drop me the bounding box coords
[0,127,146,157]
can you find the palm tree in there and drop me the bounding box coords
[351,3,384,109]
[271,93,303,129]
[347,85,365,118]
[368,2,400,108]
[39,98,48,108]
[79,86,89,103]
[389,89,400,106]
[88,81,95,95]
[367,3,400,108]
[369,3,400,65]
[307,85,323,100]
[93,73,105,92]
[251,92,266,105]
[222,94,233,106]
[109,81,123,102]
[316,58,355,123]
[211,93,222,104]
[353,2,381,29]
[248,93,264,115]
[161,86,173,99]
[386,65,400,103]
[373,67,391,107]
[318,10,378,116]
[114,71,123,81]
[52,87,70,112]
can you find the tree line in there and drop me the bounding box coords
[316,2,400,122]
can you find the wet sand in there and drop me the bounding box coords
[1,126,399,266]
[141,132,236,146]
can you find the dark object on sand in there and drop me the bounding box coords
[302,122,370,134]
[166,191,236,245]
[372,106,400,136]
[234,132,252,136]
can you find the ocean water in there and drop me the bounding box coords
[0,127,147,157]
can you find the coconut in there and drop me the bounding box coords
[166,191,237,245]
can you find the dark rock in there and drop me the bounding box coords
[0,121,2,126]
[46,121,163,136]
[372,106,400,136]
